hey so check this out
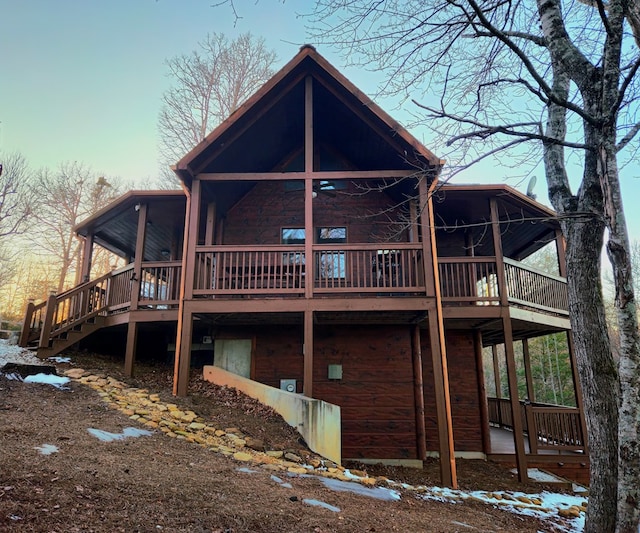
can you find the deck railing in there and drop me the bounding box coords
[438,257,500,305]
[19,261,182,348]
[108,265,135,310]
[139,261,182,308]
[193,246,306,296]
[313,244,425,294]
[438,256,568,314]
[193,244,425,296]
[503,258,569,315]
[488,397,586,453]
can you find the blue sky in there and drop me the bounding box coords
[1,0,638,240]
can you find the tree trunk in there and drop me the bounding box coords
[563,215,619,532]
[597,141,640,532]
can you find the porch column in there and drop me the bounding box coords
[422,177,457,488]
[124,321,138,377]
[304,75,314,299]
[474,331,491,455]
[303,309,314,397]
[412,325,427,460]
[174,305,194,397]
[522,339,536,402]
[131,203,148,312]
[173,180,201,396]
[492,344,502,398]
[80,233,94,283]
[490,197,528,481]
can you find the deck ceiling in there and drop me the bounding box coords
[433,185,559,260]
[75,192,186,261]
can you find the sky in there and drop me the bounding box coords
[0,0,638,240]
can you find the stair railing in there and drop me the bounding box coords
[33,273,112,349]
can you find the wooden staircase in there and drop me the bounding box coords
[34,315,105,358]
[20,273,112,359]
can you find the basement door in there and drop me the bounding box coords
[213,339,253,378]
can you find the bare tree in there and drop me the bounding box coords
[0,151,33,289]
[157,32,277,185]
[307,1,640,531]
[29,163,121,294]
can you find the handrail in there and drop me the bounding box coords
[487,397,586,453]
[503,257,566,283]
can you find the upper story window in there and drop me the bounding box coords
[281,228,305,244]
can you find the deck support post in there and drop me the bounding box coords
[474,331,491,455]
[174,305,194,397]
[304,75,314,300]
[131,203,148,312]
[522,339,536,402]
[39,293,57,350]
[412,325,427,460]
[173,180,200,396]
[79,233,94,283]
[492,344,502,398]
[303,309,314,397]
[124,321,138,377]
[19,300,35,347]
[490,197,528,482]
[422,177,457,488]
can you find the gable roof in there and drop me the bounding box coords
[173,45,444,186]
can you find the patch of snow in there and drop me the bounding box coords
[48,356,71,364]
[35,444,59,455]
[319,477,401,501]
[419,488,585,533]
[303,499,341,512]
[24,373,70,389]
[510,468,565,483]
[3,373,22,381]
[0,339,39,366]
[270,475,293,489]
[87,427,153,442]
[236,467,258,474]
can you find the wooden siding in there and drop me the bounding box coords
[421,330,484,452]
[313,325,417,460]
[223,180,408,245]
[228,323,418,460]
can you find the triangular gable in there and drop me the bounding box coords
[174,45,443,185]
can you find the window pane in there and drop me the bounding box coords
[318,227,346,242]
[282,228,305,244]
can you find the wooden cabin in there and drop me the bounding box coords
[20,46,588,486]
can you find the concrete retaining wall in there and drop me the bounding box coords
[202,365,341,465]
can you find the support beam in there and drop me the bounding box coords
[174,306,194,397]
[522,339,536,402]
[124,322,138,377]
[130,203,148,311]
[502,318,529,481]
[304,75,314,300]
[303,309,314,397]
[412,325,427,460]
[490,196,527,481]
[205,202,216,245]
[492,344,502,398]
[474,331,491,455]
[173,180,197,397]
[80,233,94,283]
[422,177,456,488]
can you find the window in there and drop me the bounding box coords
[281,228,305,244]
[317,227,346,279]
[281,228,305,265]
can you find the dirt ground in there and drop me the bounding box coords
[0,352,572,532]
